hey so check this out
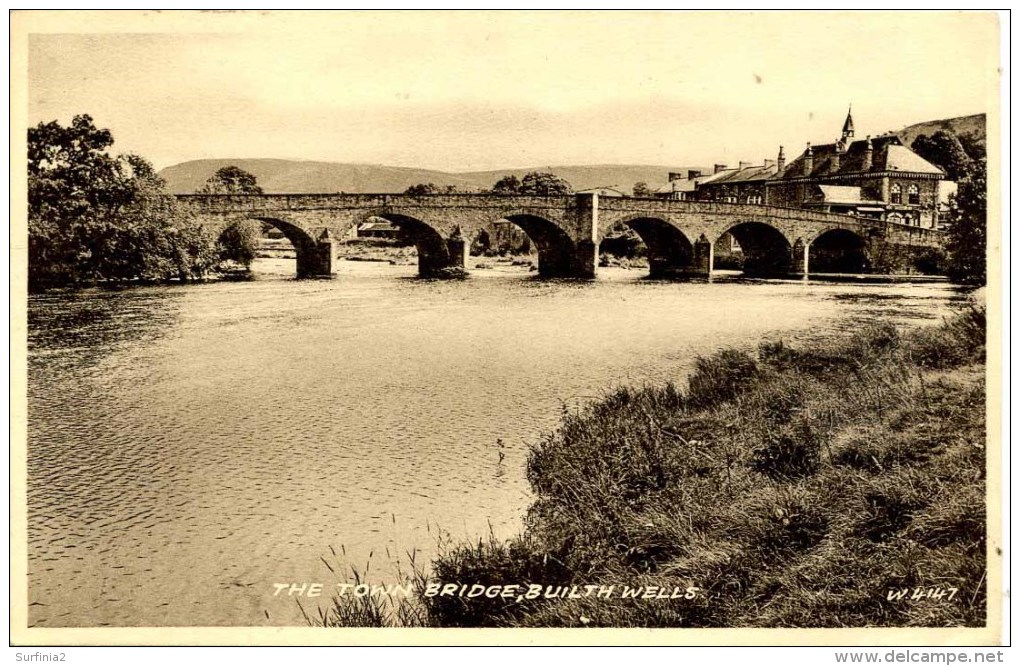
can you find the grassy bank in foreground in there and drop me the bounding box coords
[318,303,986,628]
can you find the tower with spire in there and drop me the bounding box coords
[841,105,855,141]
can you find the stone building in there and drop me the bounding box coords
[654,169,716,200]
[693,159,782,204]
[685,109,949,229]
[766,109,946,228]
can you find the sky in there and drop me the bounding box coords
[22,11,1001,172]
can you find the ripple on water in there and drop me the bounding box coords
[26,263,964,626]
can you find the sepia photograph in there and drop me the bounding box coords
[9,9,1004,647]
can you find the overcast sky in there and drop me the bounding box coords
[24,11,1000,172]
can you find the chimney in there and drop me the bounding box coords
[862,136,874,171]
[738,161,752,170]
[668,172,683,182]
[714,163,728,174]
[777,145,786,171]
[687,169,702,180]
[803,143,813,176]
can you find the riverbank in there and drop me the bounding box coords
[318,299,986,628]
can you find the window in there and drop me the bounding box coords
[724,196,737,203]
[746,195,762,205]
[908,184,920,205]
[887,212,903,224]
[890,183,902,204]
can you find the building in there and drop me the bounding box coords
[694,159,782,204]
[685,109,950,229]
[768,109,947,228]
[356,220,401,239]
[654,170,715,200]
[576,186,628,197]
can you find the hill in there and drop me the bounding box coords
[896,113,986,153]
[158,159,699,195]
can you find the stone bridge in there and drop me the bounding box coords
[175,193,944,279]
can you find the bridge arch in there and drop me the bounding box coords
[218,216,319,278]
[370,212,461,278]
[477,213,579,278]
[602,216,697,278]
[715,220,794,276]
[807,228,871,274]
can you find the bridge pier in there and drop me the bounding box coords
[791,238,810,278]
[692,235,714,277]
[296,229,337,279]
[417,229,469,278]
[573,240,598,279]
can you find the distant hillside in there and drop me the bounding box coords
[159,159,700,195]
[896,114,986,152]
[159,159,480,195]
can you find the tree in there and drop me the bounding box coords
[943,158,987,285]
[217,220,262,269]
[405,183,460,195]
[911,131,974,181]
[632,182,652,197]
[28,114,217,288]
[405,182,440,195]
[197,165,263,194]
[491,175,522,195]
[519,171,572,196]
[957,131,986,162]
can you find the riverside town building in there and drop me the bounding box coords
[657,108,952,230]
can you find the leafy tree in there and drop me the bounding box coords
[491,175,522,195]
[405,182,440,195]
[943,158,987,285]
[632,181,652,197]
[217,220,263,269]
[519,171,572,196]
[957,130,986,162]
[491,172,571,195]
[197,165,263,194]
[28,114,217,288]
[404,183,459,195]
[911,131,974,181]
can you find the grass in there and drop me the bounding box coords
[425,304,986,628]
[317,303,987,628]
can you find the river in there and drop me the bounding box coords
[25,259,968,627]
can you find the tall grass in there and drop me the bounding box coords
[418,305,988,628]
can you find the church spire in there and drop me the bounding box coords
[841,105,855,140]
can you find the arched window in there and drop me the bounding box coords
[908,184,920,205]
[890,183,902,204]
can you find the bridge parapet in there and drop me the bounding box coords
[175,193,578,215]
[173,192,943,279]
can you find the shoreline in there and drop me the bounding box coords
[315,301,986,628]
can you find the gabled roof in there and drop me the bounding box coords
[775,135,944,180]
[655,179,698,194]
[576,187,627,197]
[816,185,863,203]
[883,145,945,174]
[812,185,884,205]
[704,163,779,185]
